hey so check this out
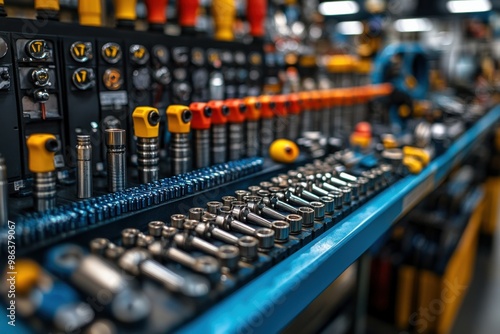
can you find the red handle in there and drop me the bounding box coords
[178,0,199,28]
[145,0,168,24]
[247,0,267,37]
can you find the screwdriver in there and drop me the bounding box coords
[34,0,60,20]
[26,134,60,212]
[178,0,199,35]
[212,0,236,41]
[78,0,102,27]
[145,0,168,32]
[114,0,137,29]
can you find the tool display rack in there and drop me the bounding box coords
[176,106,500,333]
[3,105,499,333]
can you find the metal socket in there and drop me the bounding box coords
[255,228,275,250]
[218,245,240,272]
[298,207,315,227]
[148,221,165,237]
[272,221,290,243]
[341,187,352,204]
[238,236,259,262]
[90,238,109,255]
[310,201,325,220]
[328,191,344,209]
[235,190,250,201]
[222,196,237,207]
[248,186,261,195]
[189,207,205,221]
[320,196,335,214]
[171,214,187,229]
[122,228,140,247]
[286,214,303,234]
[207,201,223,214]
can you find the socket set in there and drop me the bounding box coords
[10,153,400,333]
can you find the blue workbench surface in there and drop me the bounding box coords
[178,106,500,334]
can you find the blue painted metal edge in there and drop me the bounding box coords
[178,106,500,334]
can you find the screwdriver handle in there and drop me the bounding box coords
[78,0,102,27]
[212,0,236,41]
[247,0,267,38]
[178,0,199,35]
[35,0,60,20]
[114,0,137,28]
[145,0,168,31]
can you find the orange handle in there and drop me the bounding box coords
[190,102,212,130]
[207,100,229,125]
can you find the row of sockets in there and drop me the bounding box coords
[1,157,264,253]
[80,156,396,300]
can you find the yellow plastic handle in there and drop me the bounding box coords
[403,156,423,174]
[15,259,42,296]
[27,134,59,173]
[212,0,236,41]
[403,146,431,166]
[133,106,160,138]
[269,139,300,164]
[35,0,60,11]
[167,105,192,134]
[78,0,102,26]
[114,0,137,21]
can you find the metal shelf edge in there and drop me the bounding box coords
[178,106,500,334]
